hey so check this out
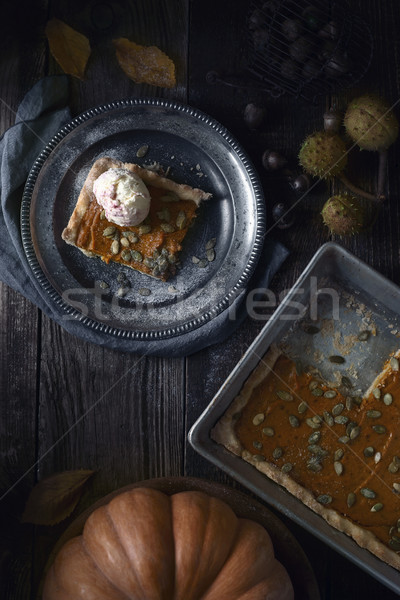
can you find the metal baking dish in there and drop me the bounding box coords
[188,242,400,594]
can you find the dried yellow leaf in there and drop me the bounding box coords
[113,38,176,88]
[45,18,91,80]
[22,469,95,525]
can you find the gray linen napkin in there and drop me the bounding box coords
[0,76,289,356]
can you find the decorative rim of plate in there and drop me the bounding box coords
[21,97,266,341]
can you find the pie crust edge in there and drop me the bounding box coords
[211,344,400,571]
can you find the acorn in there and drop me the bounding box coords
[262,149,288,171]
[344,94,399,151]
[321,193,366,236]
[299,130,347,179]
[290,173,311,195]
[272,201,296,229]
[323,107,342,133]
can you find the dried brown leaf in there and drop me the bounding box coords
[113,38,176,88]
[22,469,95,525]
[45,18,91,80]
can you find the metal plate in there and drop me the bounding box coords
[189,242,400,594]
[21,98,265,340]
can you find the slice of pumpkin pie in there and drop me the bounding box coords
[62,157,212,281]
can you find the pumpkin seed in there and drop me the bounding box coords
[176,211,187,230]
[334,461,343,475]
[120,237,130,248]
[98,280,109,289]
[358,330,370,341]
[139,224,151,235]
[168,253,178,264]
[152,265,161,277]
[281,463,293,473]
[309,381,320,391]
[393,482,400,492]
[347,492,356,508]
[276,390,293,402]
[161,223,175,233]
[312,415,323,424]
[121,249,132,261]
[131,250,143,262]
[100,209,106,219]
[390,356,400,371]
[393,456,400,466]
[136,144,149,157]
[349,425,361,440]
[311,387,323,397]
[338,435,350,444]
[372,424,387,434]
[103,225,116,237]
[288,415,300,428]
[317,494,332,505]
[334,448,344,461]
[192,256,200,264]
[332,403,344,416]
[374,451,382,464]
[272,447,283,459]
[334,415,349,425]
[111,240,120,254]
[361,488,376,499]
[323,411,334,427]
[306,418,321,429]
[252,413,265,426]
[144,257,155,268]
[307,459,323,472]
[298,401,308,414]
[367,410,382,419]
[138,287,151,296]
[262,426,275,437]
[252,454,265,462]
[329,355,345,364]
[157,257,169,273]
[388,462,399,474]
[389,538,400,551]
[253,440,262,450]
[122,231,139,243]
[364,446,375,458]
[372,388,381,399]
[116,286,128,298]
[324,390,337,399]
[197,258,208,268]
[345,396,354,410]
[383,393,393,406]
[206,248,216,262]
[308,431,321,444]
[371,503,383,512]
[205,238,216,250]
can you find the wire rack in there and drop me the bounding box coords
[245,0,373,101]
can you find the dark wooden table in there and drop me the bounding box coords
[1,1,400,598]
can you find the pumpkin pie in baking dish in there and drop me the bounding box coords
[62,157,212,281]
[212,344,400,570]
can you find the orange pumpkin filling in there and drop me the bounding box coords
[74,185,197,281]
[235,353,400,552]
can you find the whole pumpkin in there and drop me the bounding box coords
[42,487,294,600]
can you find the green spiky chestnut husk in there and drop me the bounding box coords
[299,131,347,179]
[344,94,399,151]
[321,193,366,236]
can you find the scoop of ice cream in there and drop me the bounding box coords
[93,168,151,227]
